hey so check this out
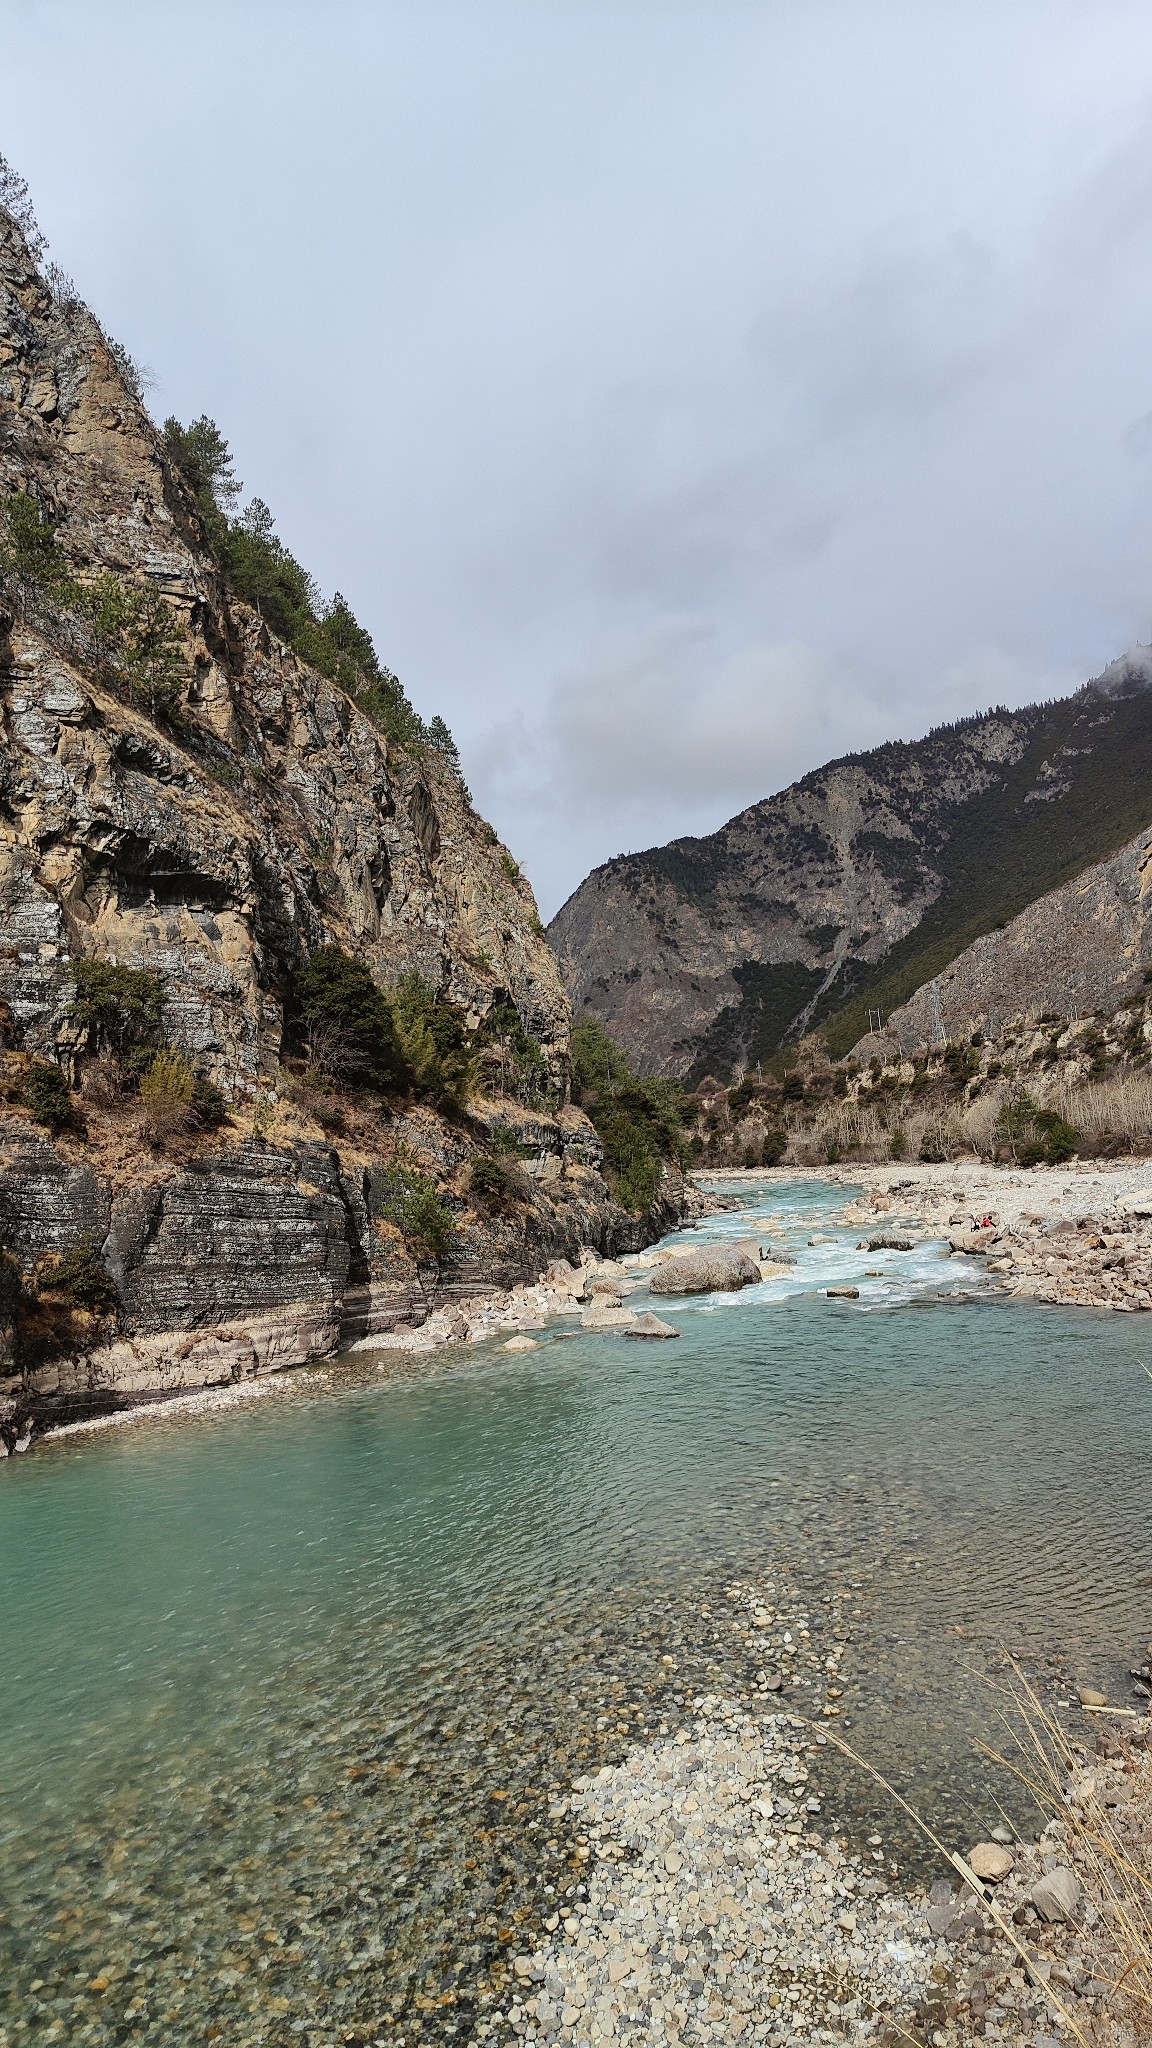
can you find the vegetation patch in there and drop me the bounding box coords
[571,1017,691,1212]
[294,946,408,1094]
[1,494,188,725]
[469,1157,517,1212]
[68,960,166,1075]
[161,417,463,769]
[376,1161,456,1272]
[20,1059,81,1134]
[42,1238,118,1316]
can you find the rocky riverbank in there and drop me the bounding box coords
[492,1581,1152,2048]
[706,1158,1152,1314]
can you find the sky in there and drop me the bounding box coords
[7,2,1152,916]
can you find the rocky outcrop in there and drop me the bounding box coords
[0,205,568,1090]
[0,1097,701,1441]
[860,825,1152,1055]
[550,660,1152,1078]
[0,201,701,1439]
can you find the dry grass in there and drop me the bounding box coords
[1052,1073,1152,1154]
[137,1050,199,1145]
[824,1668,1152,2047]
[978,1670,1152,2045]
[779,1067,1152,1167]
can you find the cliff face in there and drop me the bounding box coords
[0,212,568,1088]
[549,656,1152,1078]
[0,205,693,1437]
[868,824,1152,1056]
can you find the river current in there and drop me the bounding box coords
[1,1177,1150,2046]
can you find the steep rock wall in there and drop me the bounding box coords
[0,206,704,1435]
[0,208,567,1088]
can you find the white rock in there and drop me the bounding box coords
[1031,1866,1081,1922]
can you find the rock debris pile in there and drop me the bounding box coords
[911,1725,1152,2046]
[835,1161,1152,1313]
[478,1580,1152,2048]
[490,1697,934,2046]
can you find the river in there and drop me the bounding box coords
[1,1177,1149,2045]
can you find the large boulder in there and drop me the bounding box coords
[649,1245,762,1296]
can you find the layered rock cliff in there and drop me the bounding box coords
[549,652,1152,1078]
[0,201,694,1438]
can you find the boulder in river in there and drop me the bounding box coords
[649,1246,762,1295]
[621,1313,681,1339]
[581,1305,637,1329]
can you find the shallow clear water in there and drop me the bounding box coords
[2,1178,1150,2045]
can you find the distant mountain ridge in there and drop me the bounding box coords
[548,655,1152,1078]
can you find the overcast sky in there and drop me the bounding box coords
[7,2,1152,915]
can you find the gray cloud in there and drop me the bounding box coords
[4,2,1152,916]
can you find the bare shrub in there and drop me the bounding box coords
[283,1070,346,1134]
[958,1088,1006,1159]
[1053,1073,1152,1156]
[81,1053,126,1108]
[305,1015,374,1088]
[915,1107,970,1161]
[786,1102,893,1165]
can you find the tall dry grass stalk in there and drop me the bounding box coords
[821,1667,1152,2046]
[978,1667,1152,2045]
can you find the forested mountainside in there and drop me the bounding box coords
[549,649,1152,1079]
[0,176,696,1435]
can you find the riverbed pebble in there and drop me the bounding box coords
[492,1694,936,2046]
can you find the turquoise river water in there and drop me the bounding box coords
[1,1178,1150,2047]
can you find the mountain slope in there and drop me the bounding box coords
[549,652,1152,1078]
[869,821,1152,1054]
[0,190,700,1432]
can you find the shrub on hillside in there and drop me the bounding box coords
[43,1239,118,1316]
[135,1052,228,1145]
[162,418,462,763]
[470,1156,516,1211]
[571,1016,691,1212]
[391,973,476,1109]
[68,960,166,1072]
[376,1162,455,1271]
[295,947,408,1093]
[995,1092,1078,1166]
[483,994,551,1106]
[21,1059,80,1134]
[761,1127,788,1166]
[1,495,189,725]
